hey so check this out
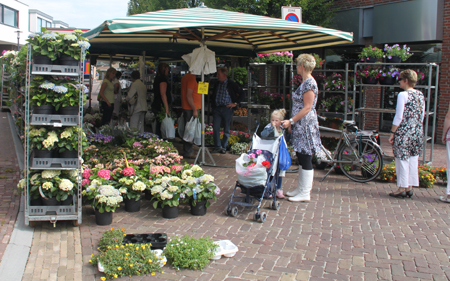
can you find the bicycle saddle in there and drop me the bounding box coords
[343,120,356,126]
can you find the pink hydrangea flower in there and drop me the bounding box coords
[214,186,220,196]
[82,168,92,179]
[122,167,135,177]
[248,163,256,168]
[133,142,143,149]
[82,179,90,186]
[170,165,183,173]
[97,169,111,180]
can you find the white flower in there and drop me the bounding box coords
[42,170,61,179]
[132,181,146,191]
[17,179,26,189]
[59,179,74,191]
[181,170,192,179]
[68,170,78,178]
[167,185,178,193]
[64,34,77,41]
[60,130,72,139]
[53,85,68,94]
[199,174,214,184]
[39,81,55,90]
[191,165,202,172]
[77,41,90,51]
[151,185,163,195]
[30,173,39,184]
[91,179,101,187]
[42,181,53,190]
[119,187,127,194]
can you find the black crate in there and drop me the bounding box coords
[122,233,167,250]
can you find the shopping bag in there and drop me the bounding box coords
[183,117,196,143]
[161,114,175,139]
[193,118,202,146]
[279,136,291,170]
[177,113,185,138]
[236,153,268,187]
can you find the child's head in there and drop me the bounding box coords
[271,109,286,128]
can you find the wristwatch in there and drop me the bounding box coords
[289,118,295,125]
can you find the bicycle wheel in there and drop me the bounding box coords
[337,140,383,183]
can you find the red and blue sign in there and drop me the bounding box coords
[285,13,299,22]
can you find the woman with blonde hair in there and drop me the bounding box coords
[98,67,117,125]
[388,69,425,198]
[281,54,322,202]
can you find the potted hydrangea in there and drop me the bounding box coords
[30,76,56,114]
[82,181,123,225]
[359,45,384,62]
[55,30,91,65]
[29,126,59,158]
[148,172,184,219]
[384,44,413,62]
[56,127,88,158]
[26,30,59,64]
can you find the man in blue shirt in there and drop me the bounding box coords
[210,67,243,154]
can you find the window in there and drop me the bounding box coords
[1,5,18,27]
[37,17,52,30]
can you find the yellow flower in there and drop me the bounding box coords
[130,264,133,267]
[126,253,130,256]
[89,260,92,263]
[111,227,114,231]
[121,245,124,249]
[151,272,155,276]
[101,277,106,281]
[136,247,139,250]
[114,274,118,279]
[91,254,94,257]
[121,228,125,231]
[148,259,152,263]
[124,234,126,237]
[117,267,122,271]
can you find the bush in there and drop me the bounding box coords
[231,142,249,155]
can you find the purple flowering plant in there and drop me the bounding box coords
[384,44,413,61]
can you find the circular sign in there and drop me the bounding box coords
[285,13,299,22]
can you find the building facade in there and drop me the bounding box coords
[330,0,447,142]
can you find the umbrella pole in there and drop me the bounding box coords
[195,28,215,166]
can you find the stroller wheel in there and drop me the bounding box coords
[225,207,232,216]
[253,212,260,221]
[230,206,238,217]
[272,201,280,210]
[259,212,267,223]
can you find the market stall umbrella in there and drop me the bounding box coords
[83,5,353,59]
[83,5,353,165]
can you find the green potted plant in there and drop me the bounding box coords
[164,235,219,270]
[56,127,88,158]
[179,164,220,215]
[322,73,354,92]
[250,51,293,64]
[232,67,247,86]
[29,126,59,158]
[26,30,59,63]
[82,183,123,225]
[359,45,384,62]
[30,76,56,114]
[55,30,91,65]
[356,66,381,84]
[148,173,184,218]
[27,169,76,205]
[114,164,149,212]
[384,44,413,62]
[52,81,87,114]
[379,67,400,85]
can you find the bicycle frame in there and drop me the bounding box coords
[318,124,383,182]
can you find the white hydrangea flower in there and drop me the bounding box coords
[17,179,26,189]
[59,179,74,191]
[181,170,193,179]
[64,34,77,41]
[151,185,163,195]
[60,130,72,139]
[167,185,178,193]
[42,170,61,179]
[131,181,146,191]
[30,173,39,184]
[42,181,53,190]
[191,165,202,172]
[91,179,101,187]
[119,187,127,194]
[199,174,214,183]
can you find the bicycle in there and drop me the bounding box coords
[316,117,384,183]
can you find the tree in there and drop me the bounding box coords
[127,0,336,27]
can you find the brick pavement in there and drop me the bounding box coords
[0,112,21,264]
[16,136,450,281]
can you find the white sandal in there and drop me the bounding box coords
[439,196,450,203]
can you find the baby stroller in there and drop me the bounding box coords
[225,129,285,222]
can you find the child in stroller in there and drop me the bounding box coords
[261,109,290,199]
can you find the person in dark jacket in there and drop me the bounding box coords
[210,67,243,154]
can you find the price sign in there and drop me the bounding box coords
[198,82,209,95]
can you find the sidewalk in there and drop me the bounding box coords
[2,114,450,280]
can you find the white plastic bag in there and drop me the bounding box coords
[193,118,202,146]
[177,113,185,138]
[236,153,268,187]
[183,117,196,143]
[161,114,175,139]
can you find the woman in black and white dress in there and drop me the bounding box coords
[388,69,425,198]
[281,54,322,202]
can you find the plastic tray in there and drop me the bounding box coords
[32,64,80,76]
[31,114,79,126]
[30,156,79,169]
[211,240,239,260]
[122,233,167,249]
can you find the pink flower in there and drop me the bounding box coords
[171,165,183,173]
[248,153,256,159]
[82,168,92,179]
[97,169,111,180]
[214,186,221,196]
[256,149,262,155]
[82,179,90,186]
[248,163,256,168]
[133,142,143,148]
[122,167,135,177]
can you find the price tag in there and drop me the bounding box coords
[198,82,209,95]
[53,123,63,127]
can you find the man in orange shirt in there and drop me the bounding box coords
[181,72,201,158]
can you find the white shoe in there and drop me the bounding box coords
[286,166,303,197]
[289,169,314,202]
[439,196,450,203]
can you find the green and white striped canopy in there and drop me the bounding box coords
[84,6,353,59]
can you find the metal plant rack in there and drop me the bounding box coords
[24,45,85,227]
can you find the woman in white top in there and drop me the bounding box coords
[388,69,425,198]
